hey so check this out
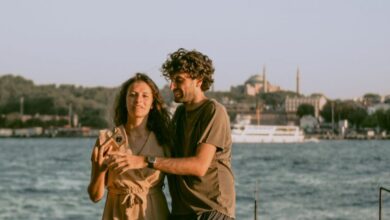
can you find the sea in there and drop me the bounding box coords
[1,138,390,220]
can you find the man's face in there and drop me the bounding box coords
[169,73,201,103]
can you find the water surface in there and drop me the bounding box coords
[0,139,389,219]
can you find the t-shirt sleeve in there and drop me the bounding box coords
[198,102,232,151]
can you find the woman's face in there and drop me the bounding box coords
[126,81,154,119]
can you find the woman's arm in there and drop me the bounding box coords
[88,160,107,202]
[87,139,113,202]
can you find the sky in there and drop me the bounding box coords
[0,0,389,99]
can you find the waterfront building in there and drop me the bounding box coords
[285,95,327,118]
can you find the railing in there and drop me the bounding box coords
[254,181,259,220]
[380,187,390,220]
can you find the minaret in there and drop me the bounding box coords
[296,67,300,95]
[262,65,268,93]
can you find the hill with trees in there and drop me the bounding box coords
[0,74,117,128]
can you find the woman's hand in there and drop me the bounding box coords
[91,139,115,172]
[106,151,147,175]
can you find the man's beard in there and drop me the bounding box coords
[173,89,185,103]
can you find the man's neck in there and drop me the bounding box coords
[184,93,208,111]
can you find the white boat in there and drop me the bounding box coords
[231,124,305,143]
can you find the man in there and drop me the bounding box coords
[108,48,235,220]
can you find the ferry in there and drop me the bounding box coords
[231,124,305,143]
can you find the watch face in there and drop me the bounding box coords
[148,156,156,163]
[147,156,156,168]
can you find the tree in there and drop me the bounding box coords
[362,114,378,129]
[0,115,6,127]
[320,100,342,123]
[320,100,367,130]
[79,107,108,128]
[25,118,45,127]
[79,115,108,128]
[297,104,315,118]
[5,119,24,129]
[363,93,381,106]
[0,75,35,105]
[376,109,390,131]
[346,105,367,130]
[24,97,56,115]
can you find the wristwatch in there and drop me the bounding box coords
[146,156,156,168]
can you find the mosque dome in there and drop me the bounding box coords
[245,74,264,85]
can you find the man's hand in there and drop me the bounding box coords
[106,151,147,175]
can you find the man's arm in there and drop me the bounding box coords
[154,143,216,176]
[107,143,217,177]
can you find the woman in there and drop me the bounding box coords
[88,73,171,220]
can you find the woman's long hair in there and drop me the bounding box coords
[113,73,171,147]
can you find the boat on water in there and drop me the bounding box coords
[231,124,305,143]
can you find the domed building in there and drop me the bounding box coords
[244,68,281,96]
[245,74,264,85]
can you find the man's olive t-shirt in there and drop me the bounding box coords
[168,99,235,218]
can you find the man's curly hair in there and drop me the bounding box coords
[161,48,214,91]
